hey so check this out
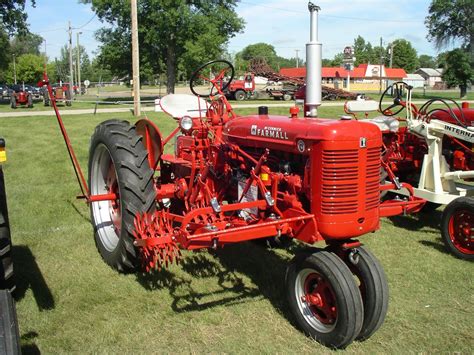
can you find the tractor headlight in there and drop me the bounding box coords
[180,116,193,131]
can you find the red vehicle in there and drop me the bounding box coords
[223,73,256,100]
[40,6,424,349]
[41,57,424,349]
[44,83,72,107]
[9,84,33,109]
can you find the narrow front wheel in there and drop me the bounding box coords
[286,250,363,349]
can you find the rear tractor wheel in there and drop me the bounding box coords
[88,120,156,272]
[234,90,246,101]
[441,197,474,260]
[286,250,363,349]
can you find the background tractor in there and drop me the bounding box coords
[9,84,33,109]
[43,82,72,107]
[341,82,474,260]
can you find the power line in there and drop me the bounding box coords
[239,1,420,23]
[73,13,97,30]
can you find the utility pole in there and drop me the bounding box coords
[76,32,82,95]
[295,49,300,68]
[131,0,141,116]
[68,21,74,100]
[12,55,17,84]
[389,42,395,68]
[379,37,383,94]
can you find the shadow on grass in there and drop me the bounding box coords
[12,245,55,310]
[387,209,442,232]
[21,331,40,354]
[135,243,295,322]
[419,239,450,256]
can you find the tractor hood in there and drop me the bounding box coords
[223,114,381,154]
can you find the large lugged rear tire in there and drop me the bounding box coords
[89,120,156,272]
[286,250,363,349]
[0,290,20,355]
[441,197,474,260]
[0,166,14,292]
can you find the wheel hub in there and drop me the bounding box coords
[449,210,474,254]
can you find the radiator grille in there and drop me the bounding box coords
[322,150,359,214]
[321,147,381,214]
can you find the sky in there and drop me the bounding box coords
[24,0,457,63]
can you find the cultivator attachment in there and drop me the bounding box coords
[132,211,182,271]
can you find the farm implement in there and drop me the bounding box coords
[40,2,426,349]
[342,82,474,260]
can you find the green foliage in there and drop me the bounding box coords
[83,0,244,93]
[418,54,436,68]
[234,43,300,74]
[390,39,419,72]
[4,53,45,83]
[353,35,374,66]
[425,0,473,50]
[0,0,35,34]
[10,32,43,56]
[441,48,473,97]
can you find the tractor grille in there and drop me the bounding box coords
[321,147,381,214]
[365,147,381,211]
[322,150,359,214]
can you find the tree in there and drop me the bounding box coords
[10,32,43,57]
[0,0,36,34]
[4,54,44,83]
[83,0,244,93]
[235,43,278,72]
[353,36,374,66]
[425,0,473,61]
[441,48,473,98]
[418,54,436,68]
[390,39,419,72]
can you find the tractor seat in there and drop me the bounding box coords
[160,94,208,119]
[366,116,400,132]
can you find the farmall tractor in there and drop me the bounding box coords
[342,82,474,260]
[42,3,424,350]
[9,84,33,109]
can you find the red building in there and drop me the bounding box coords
[280,64,407,83]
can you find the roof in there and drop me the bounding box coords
[415,68,443,77]
[280,65,406,79]
[405,73,425,80]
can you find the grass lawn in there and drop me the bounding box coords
[0,105,472,353]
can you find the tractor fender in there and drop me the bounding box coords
[135,119,164,169]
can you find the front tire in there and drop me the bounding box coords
[234,90,245,101]
[286,250,363,349]
[89,120,156,272]
[337,246,389,341]
[441,197,474,260]
[0,166,14,292]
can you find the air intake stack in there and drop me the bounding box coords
[305,2,322,117]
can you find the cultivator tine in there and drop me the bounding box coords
[132,211,181,271]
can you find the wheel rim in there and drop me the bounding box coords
[448,209,474,255]
[295,268,337,333]
[90,144,122,252]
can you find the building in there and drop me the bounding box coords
[404,73,425,88]
[414,68,443,88]
[280,64,407,91]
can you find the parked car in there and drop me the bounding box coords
[0,85,12,100]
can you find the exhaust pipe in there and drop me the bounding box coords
[305,2,322,117]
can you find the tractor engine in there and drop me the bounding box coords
[222,111,382,240]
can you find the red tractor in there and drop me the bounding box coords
[9,84,33,109]
[41,4,424,349]
[223,73,256,101]
[342,82,474,260]
[43,83,72,107]
[82,59,423,349]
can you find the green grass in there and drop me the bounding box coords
[0,107,472,353]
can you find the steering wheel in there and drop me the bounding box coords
[189,60,235,98]
[379,81,412,116]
